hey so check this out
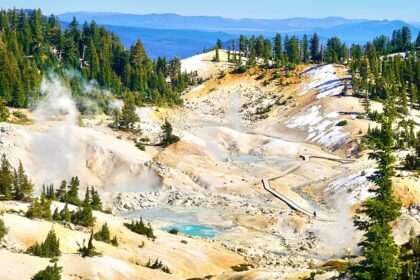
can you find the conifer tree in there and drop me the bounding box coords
[27,228,61,258]
[55,180,67,203]
[52,208,61,221]
[239,35,248,57]
[302,34,310,64]
[26,196,52,221]
[93,222,118,246]
[78,231,98,257]
[310,33,320,63]
[66,177,80,205]
[273,33,282,66]
[213,46,220,62]
[353,98,402,280]
[13,160,33,201]
[0,154,13,200]
[119,95,139,131]
[59,202,72,223]
[161,119,180,147]
[72,190,95,227]
[0,99,9,121]
[90,187,102,211]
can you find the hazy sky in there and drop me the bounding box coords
[1,0,420,21]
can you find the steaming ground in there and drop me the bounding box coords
[0,76,161,193]
[1,50,419,279]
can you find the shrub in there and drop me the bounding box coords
[124,217,155,239]
[168,228,179,235]
[368,110,382,122]
[13,111,28,120]
[32,263,62,280]
[336,120,348,126]
[0,218,7,239]
[256,72,265,80]
[161,120,180,148]
[26,197,52,221]
[232,65,248,74]
[146,258,171,274]
[404,154,420,171]
[231,263,253,272]
[27,229,61,258]
[78,231,99,258]
[135,142,145,151]
[94,223,119,247]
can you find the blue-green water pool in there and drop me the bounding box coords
[161,224,218,238]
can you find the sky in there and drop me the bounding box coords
[1,0,420,22]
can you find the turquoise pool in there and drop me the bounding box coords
[161,224,218,238]
[121,208,221,238]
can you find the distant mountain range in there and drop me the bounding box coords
[58,12,420,59]
[58,12,367,33]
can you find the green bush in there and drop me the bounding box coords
[336,120,348,126]
[32,263,62,280]
[26,197,52,221]
[12,111,28,120]
[135,142,145,151]
[231,263,253,272]
[232,65,248,74]
[0,218,7,239]
[168,228,179,235]
[146,258,171,274]
[94,223,118,247]
[78,232,99,258]
[124,218,155,239]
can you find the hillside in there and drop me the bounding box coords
[0,48,419,279]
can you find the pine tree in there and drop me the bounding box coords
[0,98,9,121]
[161,119,180,147]
[66,176,80,205]
[90,187,102,211]
[302,34,310,64]
[59,202,72,223]
[55,180,67,203]
[239,35,248,57]
[72,191,95,227]
[119,95,139,131]
[27,228,61,258]
[78,231,99,257]
[13,160,33,201]
[310,33,320,63]
[93,222,118,246]
[0,154,13,200]
[52,208,61,221]
[273,33,282,66]
[26,196,52,221]
[213,46,220,62]
[353,98,402,280]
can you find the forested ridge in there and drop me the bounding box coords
[0,9,198,111]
